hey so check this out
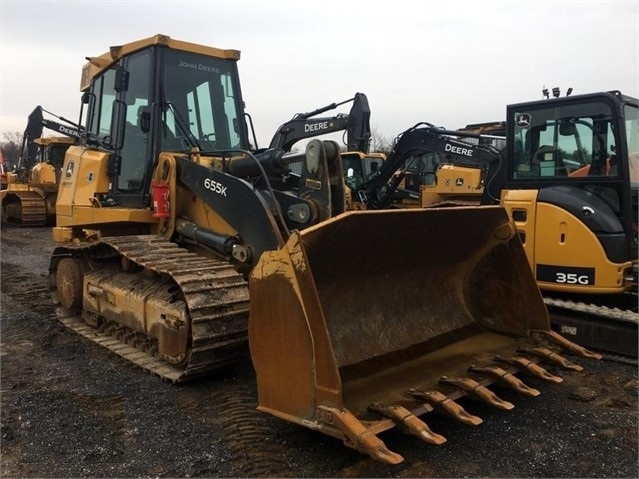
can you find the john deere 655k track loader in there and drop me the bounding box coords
[50,34,599,464]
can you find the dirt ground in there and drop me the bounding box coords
[0,224,637,478]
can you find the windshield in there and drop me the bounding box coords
[511,100,620,180]
[160,49,245,151]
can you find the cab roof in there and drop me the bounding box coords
[80,34,241,91]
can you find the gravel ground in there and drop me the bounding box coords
[0,225,637,478]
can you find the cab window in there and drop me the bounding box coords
[512,101,619,180]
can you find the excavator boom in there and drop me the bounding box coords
[269,92,371,153]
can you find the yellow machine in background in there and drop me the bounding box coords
[49,34,599,464]
[356,92,638,358]
[1,106,82,226]
[1,136,75,225]
[498,91,638,357]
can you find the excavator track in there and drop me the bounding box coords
[51,235,251,382]
[545,296,639,360]
[2,191,47,226]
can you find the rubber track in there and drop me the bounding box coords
[543,297,639,324]
[55,235,251,383]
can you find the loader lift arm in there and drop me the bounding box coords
[357,122,503,208]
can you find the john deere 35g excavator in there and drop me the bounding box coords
[500,90,638,358]
[50,34,600,464]
[360,91,638,359]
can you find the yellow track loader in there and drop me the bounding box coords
[49,34,600,463]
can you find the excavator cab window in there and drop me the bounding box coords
[406,152,440,188]
[343,154,365,189]
[624,104,639,187]
[511,100,620,181]
[48,144,69,173]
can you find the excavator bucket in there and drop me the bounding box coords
[248,205,600,464]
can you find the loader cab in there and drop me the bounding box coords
[83,39,249,208]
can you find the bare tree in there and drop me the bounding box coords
[369,126,393,154]
[1,131,23,170]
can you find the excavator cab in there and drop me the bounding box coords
[496,91,639,356]
[501,92,638,296]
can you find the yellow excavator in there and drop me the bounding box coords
[358,91,638,359]
[1,106,82,226]
[266,92,388,209]
[49,34,600,464]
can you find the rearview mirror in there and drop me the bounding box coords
[559,120,575,136]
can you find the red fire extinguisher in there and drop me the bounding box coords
[151,180,170,218]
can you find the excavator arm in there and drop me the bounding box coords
[269,92,371,153]
[17,106,83,173]
[357,123,503,208]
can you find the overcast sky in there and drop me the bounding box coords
[1,0,638,149]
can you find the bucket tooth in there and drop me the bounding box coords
[369,403,447,445]
[408,389,483,426]
[517,346,584,371]
[468,365,540,397]
[317,406,403,465]
[530,330,603,360]
[494,355,563,383]
[439,377,515,410]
